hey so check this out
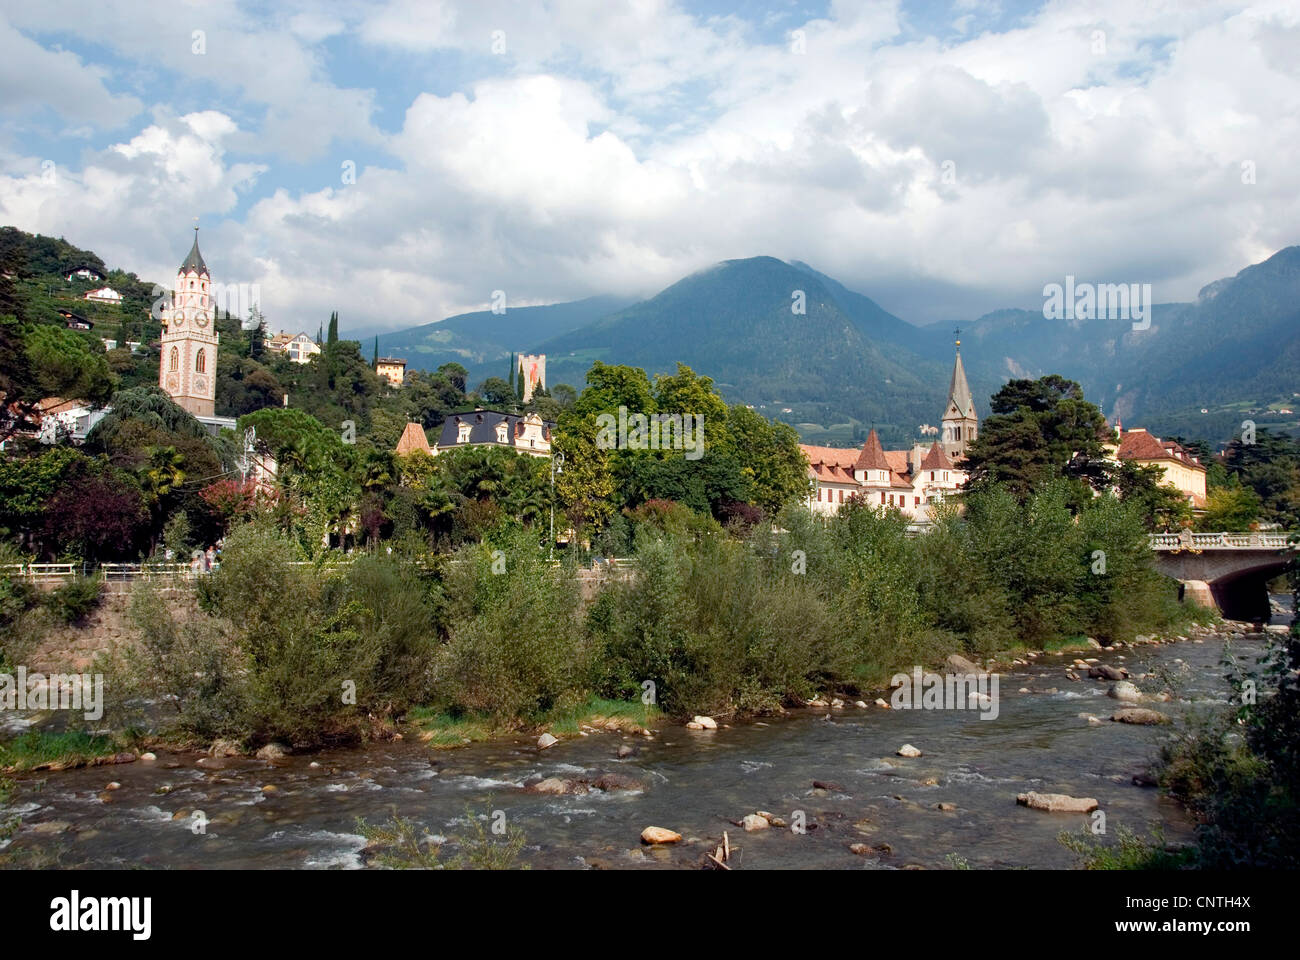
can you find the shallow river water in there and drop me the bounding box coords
[0,624,1278,870]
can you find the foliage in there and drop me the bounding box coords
[43,574,104,624]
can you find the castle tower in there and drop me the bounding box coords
[518,353,545,403]
[159,227,218,417]
[940,333,977,461]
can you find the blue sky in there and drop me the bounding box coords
[1,0,1296,336]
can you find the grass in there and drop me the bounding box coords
[1058,825,1197,870]
[406,695,660,748]
[0,730,122,773]
[357,807,529,870]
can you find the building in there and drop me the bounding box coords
[82,286,122,305]
[34,397,109,445]
[66,266,104,282]
[800,344,974,524]
[267,332,321,364]
[394,421,433,457]
[433,410,554,458]
[517,353,546,403]
[376,357,407,387]
[158,228,218,418]
[1113,426,1208,511]
[939,336,977,460]
[57,309,93,330]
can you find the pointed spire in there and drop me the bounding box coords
[180,224,208,275]
[945,342,975,420]
[919,441,953,471]
[853,428,891,472]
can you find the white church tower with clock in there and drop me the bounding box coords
[159,227,218,417]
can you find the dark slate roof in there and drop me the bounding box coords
[180,230,208,275]
[435,410,554,450]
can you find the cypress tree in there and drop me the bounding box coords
[517,360,526,403]
[508,352,515,392]
[327,311,338,346]
[373,335,379,366]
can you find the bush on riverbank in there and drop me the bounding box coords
[106,522,442,746]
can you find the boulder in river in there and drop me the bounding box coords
[1089,664,1127,681]
[529,776,587,795]
[1017,791,1099,813]
[640,826,681,845]
[691,715,718,730]
[897,744,922,758]
[1111,708,1169,725]
[848,842,872,855]
[945,654,981,675]
[256,742,290,761]
[742,814,769,832]
[813,779,845,792]
[537,733,559,749]
[208,739,241,758]
[1108,681,1143,702]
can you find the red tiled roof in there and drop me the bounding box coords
[853,429,891,471]
[800,444,859,468]
[919,441,953,471]
[395,422,432,456]
[1118,429,1205,470]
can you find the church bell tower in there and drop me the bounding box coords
[159,226,218,417]
[941,331,978,461]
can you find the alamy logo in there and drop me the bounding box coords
[1042,275,1153,330]
[890,666,1000,720]
[0,668,103,721]
[50,891,151,940]
[595,406,704,460]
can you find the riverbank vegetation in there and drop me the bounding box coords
[87,472,1203,750]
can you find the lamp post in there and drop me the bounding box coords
[549,449,565,560]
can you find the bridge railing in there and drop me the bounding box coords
[1149,532,1296,551]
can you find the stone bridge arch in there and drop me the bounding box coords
[1150,532,1296,621]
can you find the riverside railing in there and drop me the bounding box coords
[1148,532,1295,551]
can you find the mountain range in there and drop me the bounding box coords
[378,246,1300,448]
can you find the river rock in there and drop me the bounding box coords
[1087,637,1103,649]
[30,820,72,835]
[104,781,121,791]
[1089,664,1127,681]
[139,752,157,762]
[945,654,981,675]
[256,742,290,761]
[692,715,718,730]
[935,802,957,811]
[640,826,681,845]
[1017,791,1099,813]
[592,773,643,792]
[1111,708,1169,725]
[855,700,868,709]
[537,733,559,749]
[617,744,634,758]
[208,739,241,758]
[1108,681,1143,702]
[813,779,845,792]
[742,814,769,832]
[897,744,922,758]
[874,699,889,708]
[530,777,586,795]
[848,842,872,855]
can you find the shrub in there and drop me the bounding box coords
[43,574,104,624]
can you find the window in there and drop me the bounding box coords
[195,349,205,373]
[930,471,935,481]
[169,347,179,372]
[880,492,885,504]
[914,496,920,506]
[838,489,843,502]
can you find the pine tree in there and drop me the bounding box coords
[327,311,338,346]
[249,310,265,359]
[373,335,379,366]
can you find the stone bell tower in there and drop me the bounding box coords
[159,226,218,417]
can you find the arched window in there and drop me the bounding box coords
[195,349,206,373]
[169,347,179,372]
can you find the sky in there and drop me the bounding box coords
[1,0,1297,336]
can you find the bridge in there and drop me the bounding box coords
[1149,531,1297,620]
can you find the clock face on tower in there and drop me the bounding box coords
[196,312,208,328]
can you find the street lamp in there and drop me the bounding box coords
[549,449,565,560]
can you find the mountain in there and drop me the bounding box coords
[538,256,950,447]
[374,294,635,386]
[954,246,1300,442]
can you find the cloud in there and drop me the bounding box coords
[0,0,1297,332]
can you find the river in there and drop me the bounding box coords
[0,617,1282,870]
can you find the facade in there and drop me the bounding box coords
[35,398,109,445]
[376,357,407,387]
[267,332,321,364]
[1113,427,1208,511]
[800,345,974,524]
[433,409,554,458]
[517,353,546,403]
[158,228,218,418]
[82,286,122,304]
[66,267,104,282]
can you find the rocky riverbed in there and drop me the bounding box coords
[0,616,1282,869]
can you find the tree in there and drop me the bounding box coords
[373,336,379,366]
[516,360,526,403]
[0,317,116,444]
[553,415,616,531]
[1114,460,1194,531]
[1198,483,1262,532]
[478,377,514,407]
[248,310,266,360]
[963,376,1110,504]
[438,363,468,393]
